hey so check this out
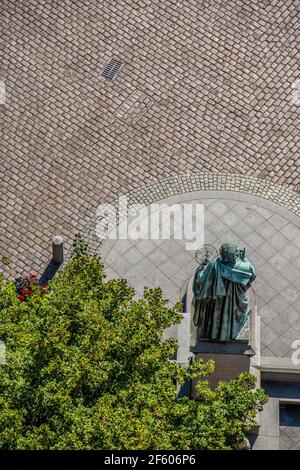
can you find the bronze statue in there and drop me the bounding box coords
[193,243,256,341]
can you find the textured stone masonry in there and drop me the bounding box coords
[1,0,300,276]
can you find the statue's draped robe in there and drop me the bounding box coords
[193,258,256,341]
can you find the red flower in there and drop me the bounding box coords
[19,295,25,301]
[42,283,47,289]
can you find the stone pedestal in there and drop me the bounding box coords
[191,352,250,393]
[164,274,261,425]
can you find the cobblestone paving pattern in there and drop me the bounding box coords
[1,0,300,275]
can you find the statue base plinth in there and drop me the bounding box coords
[190,338,254,356]
[191,352,250,393]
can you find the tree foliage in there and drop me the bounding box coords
[0,253,267,450]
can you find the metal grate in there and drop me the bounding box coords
[101,58,124,80]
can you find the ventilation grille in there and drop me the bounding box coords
[101,58,124,80]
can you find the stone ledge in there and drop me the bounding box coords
[261,356,300,374]
[261,357,300,383]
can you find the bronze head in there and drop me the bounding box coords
[219,243,238,265]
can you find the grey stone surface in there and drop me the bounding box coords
[258,399,280,438]
[250,435,280,450]
[101,192,300,359]
[249,398,280,450]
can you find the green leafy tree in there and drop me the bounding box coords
[0,251,267,450]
